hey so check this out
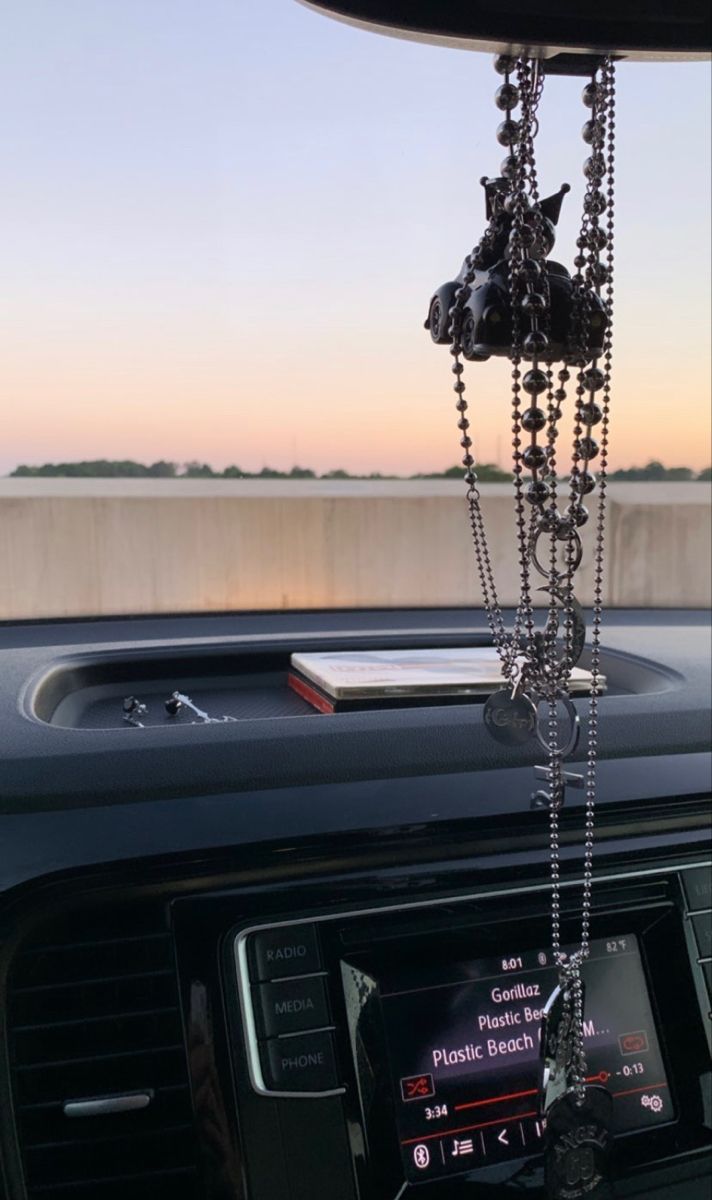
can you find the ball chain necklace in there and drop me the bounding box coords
[427,54,617,1199]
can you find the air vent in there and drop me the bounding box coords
[7,900,200,1199]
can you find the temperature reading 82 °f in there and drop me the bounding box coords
[606,939,628,953]
[502,956,523,971]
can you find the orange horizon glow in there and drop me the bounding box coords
[3,325,710,475]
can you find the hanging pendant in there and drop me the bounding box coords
[540,981,577,1115]
[483,688,537,745]
[538,585,587,668]
[545,1086,614,1199]
[534,693,581,759]
[419,47,618,1199]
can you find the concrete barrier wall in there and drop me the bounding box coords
[0,479,709,619]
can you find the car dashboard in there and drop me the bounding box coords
[0,607,710,1200]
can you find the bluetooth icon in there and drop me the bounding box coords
[413,1145,430,1170]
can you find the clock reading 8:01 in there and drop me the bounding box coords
[502,956,523,970]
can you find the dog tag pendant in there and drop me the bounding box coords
[545,1086,614,1199]
[483,688,537,745]
[540,982,577,1115]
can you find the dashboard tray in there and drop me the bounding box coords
[29,639,683,731]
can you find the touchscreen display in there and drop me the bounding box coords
[379,934,671,1183]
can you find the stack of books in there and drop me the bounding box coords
[288,647,601,714]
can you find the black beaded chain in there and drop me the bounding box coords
[547,60,616,1101]
[448,57,613,694]
[443,53,617,1102]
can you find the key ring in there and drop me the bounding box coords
[535,693,581,758]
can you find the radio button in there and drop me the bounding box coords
[255,976,329,1038]
[683,866,712,912]
[262,1029,338,1092]
[249,924,322,981]
[691,912,712,960]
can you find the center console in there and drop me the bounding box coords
[0,609,709,1200]
[226,863,711,1198]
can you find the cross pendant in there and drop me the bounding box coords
[530,764,584,810]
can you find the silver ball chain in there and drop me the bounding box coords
[446,54,617,1102]
[549,60,616,1099]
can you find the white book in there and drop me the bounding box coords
[290,647,603,701]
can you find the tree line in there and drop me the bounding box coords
[8,459,511,480]
[8,459,712,481]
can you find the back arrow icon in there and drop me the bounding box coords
[497,1128,509,1146]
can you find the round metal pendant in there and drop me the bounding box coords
[539,585,587,668]
[483,688,537,746]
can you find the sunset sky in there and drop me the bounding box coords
[1,0,710,476]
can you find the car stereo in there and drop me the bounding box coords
[374,933,671,1184]
[230,864,712,1198]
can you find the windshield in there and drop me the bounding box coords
[1,1,710,619]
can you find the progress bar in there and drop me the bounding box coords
[453,1076,669,1114]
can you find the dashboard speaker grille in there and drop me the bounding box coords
[7,900,200,1199]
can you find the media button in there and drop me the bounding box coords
[249,924,322,981]
[254,976,329,1037]
[262,1029,338,1092]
